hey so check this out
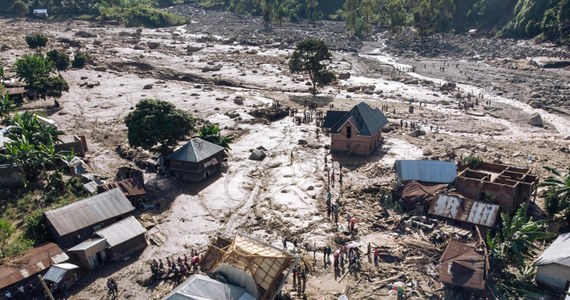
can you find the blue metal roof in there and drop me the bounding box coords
[167,138,225,163]
[395,160,457,184]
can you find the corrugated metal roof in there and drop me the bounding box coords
[439,241,487,290]
[327,102,388,136]
[67,238,107,252]
[44,188,135,236]
[163,274,256,300]
[98,178,146,197]
[323,111,347,129]
[0,243,67,289]
[534,232,570,267]
[95,216,146,248]
[395,160,457,184]
[429,194,499,227]
[167,138,225,163]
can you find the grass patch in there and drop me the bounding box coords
[100,4,189,27]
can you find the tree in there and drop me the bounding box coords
[125,99,193,155]
[46,49,70,72]
[25,33,49,52]
[10,0,27,17]
[34,76,69,102]
[72,52,88,68]
[289,39,336,95]
[13,54,55,87]
[560,0,570,44]
[198,124,233,150]
[539,166,570,225]
[0,95,15,122]
[0,218,14,257]
[485,203,552,268]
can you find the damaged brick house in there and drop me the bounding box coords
[323,102,388,156]
[455,162,538,214]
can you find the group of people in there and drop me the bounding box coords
[148,251,202,285]
[290,264,309,295]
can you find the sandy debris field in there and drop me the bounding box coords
[1,12,570,300]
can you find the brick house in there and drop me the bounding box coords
[323,102,388,156]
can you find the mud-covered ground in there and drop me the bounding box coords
[1,6,569,300]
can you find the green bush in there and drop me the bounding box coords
[72,52,88,68]
[10,0,28,17]
[25,33,49,50]
[47,49,70,71]
[24,210,48,244]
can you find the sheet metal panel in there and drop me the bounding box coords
[95,216,146,248]
[395,160,457,184]
[44,188,134,236]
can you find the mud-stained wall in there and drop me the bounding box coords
[330,120,382,156]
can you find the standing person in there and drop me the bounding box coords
[300,266,307,294]
[367,242,372,263]
[331,171,335,188]
[374,248,379,267]
[333,206,339,224]
[291,265,298,289]
[323,246,328,267]
[282,237,287,250]
[290,151,294,165]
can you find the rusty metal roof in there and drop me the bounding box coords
[98,178,146,197]
[429,194,499,228]
[95,216,146,248]
[44,188,135,236]
[439,241,487,290]
[0,243,68,290]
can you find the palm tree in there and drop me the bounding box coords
[198,124,233,150]
[540,166,570,226]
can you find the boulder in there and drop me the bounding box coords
[246,49,258,55]
[298,139,308,145]
[409,130,426,137]
[338,72,351,80]
[423,149,433,156]
[74,31,97,38]
[146,41,161,49]
[202,65,222,72]
[249,149,266,161]
[346,86,360,92]
[57,36,81,48]
[143,84,153,90]
[528,100,543,108]
[528,113,543,127]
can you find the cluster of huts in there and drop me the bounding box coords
[323,102,570,297]
[0,136,228,298]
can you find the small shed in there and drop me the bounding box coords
[439,241,488,292]
[166,138,226,182]
[32,9,48,18]
[534,232,570,293]
[395,160,457,184]
[44,188,135,248]
[43,263,80,289]
[66,238,107,270]
[94,216,147,261]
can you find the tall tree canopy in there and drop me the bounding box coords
[124,99,194,154]
[289,39,336,95]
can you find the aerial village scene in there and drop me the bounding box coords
[1,1,570,300]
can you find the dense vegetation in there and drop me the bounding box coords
[0,0,189,27]
[197,0,570,45]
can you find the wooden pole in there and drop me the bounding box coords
[38,275,55,300]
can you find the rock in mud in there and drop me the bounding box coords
[528,113,543,127]
[57,36,81,48]
[409,130,426,137]
[298,139,308,145]
[528,100,543,108]
[338,72,351,80]
[74,31,97,38]
[249,149,266,161]
[202,65,222,72]
[147,41,161,49]
[143,84,153,90]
